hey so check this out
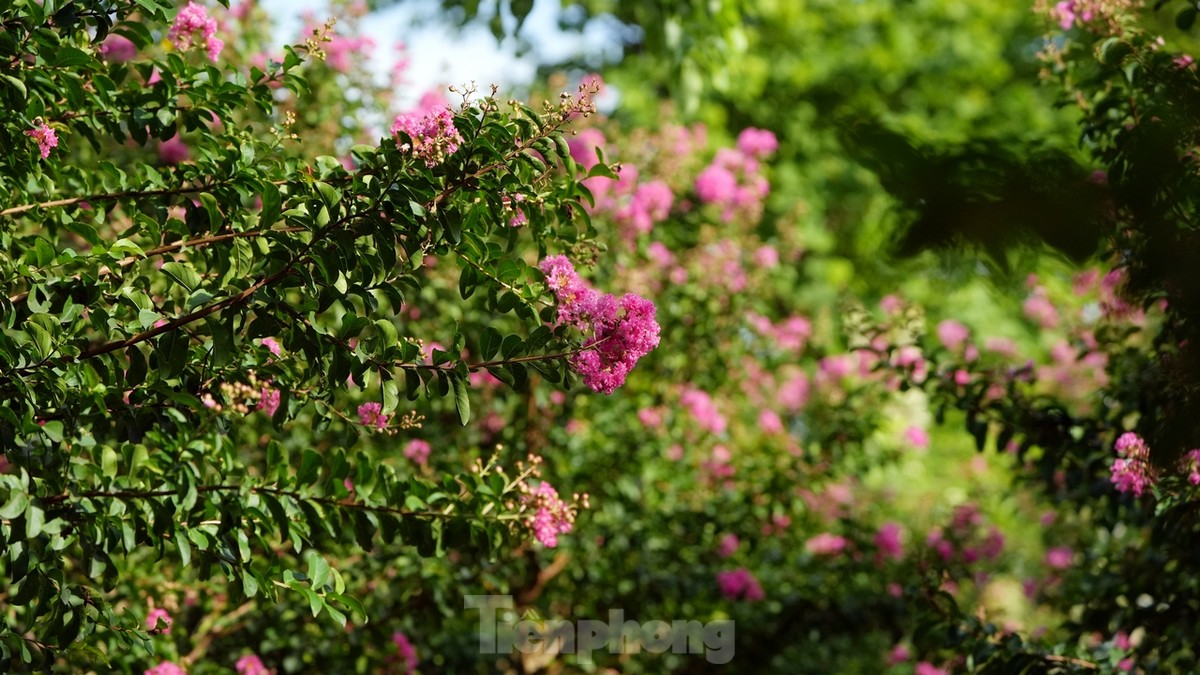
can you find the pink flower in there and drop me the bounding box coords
[391,105,463,167]
[325,34,375,73]
[258,387,280,417]
[981,527,1006,560]
[168,2,224,62]
[260,337,282,356]
[904,426,930,450]
[887,643,911,666]
[625,180,674,233]
[937,320,970,351]
[758,409,784,435]
[403,439,431,465]
[1181,449,1200,485]
[716,568,764,601]
[717,533,740,558]
[145,607,172,634]
[805,532,848,556]
[25,123,58,159]
[525,481,575,547]
[915,662,949,675]
[145,663,186,675]
[99,34,137,62]
[680,387,727,435]
[875,522,904,561]
[637,407,663,429]
[235,654,270,675]
[695,164,738,204]
[159,135,190,165]
[392,631,418,675]
[1111,432,1154,496]
[1045,546,1073,569]
[1023,291,1060,329]
[754,245,780,268]
[1053,0,1077,30]
[736,128,779,158]
[568,128,606,170]
[357,402,388,429]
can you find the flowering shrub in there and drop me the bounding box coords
[6,0,1200,672]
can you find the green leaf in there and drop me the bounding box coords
[306,551,332,591]
[501,334,525,358]
[454,375,471,426]
[1178,7,1197,30]
[198,192,222,229]
[162,262,201,291]
[480,326,502,360]
[296,451,323,487]
[260,181,282,226]
[25,506,45,539]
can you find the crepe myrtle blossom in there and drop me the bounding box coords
[391,632,418,675]
[1111,432,1155,496]
[357,402,388,429]
[168,2,224,62]
[235,655,270,675]
[391,105,463,167]
[522,481,585,548]
[25,122,58,159]
[145,607,173,634]
[539,255,661,394]
[716,568,764,601]
[1180,449,1200,485]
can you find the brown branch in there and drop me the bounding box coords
[1,182,234,218]
[7,227,306,304]
[75,266,290,360]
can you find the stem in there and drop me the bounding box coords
[7,227,305,304]
[42,484,503,523]
[75,266,290,360]
[1,182,237,218]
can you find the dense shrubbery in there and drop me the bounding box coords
[4,0,1200,673]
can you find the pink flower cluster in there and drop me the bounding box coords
[746,313,811,353]
[1111,432,1154,496]
[925,503,1006,567]
[390,105,463,167]
[525,481,576,548]
[875,522,905,562]
[25,123,58,159]
[357,402,388,429]
[145,607,173,634]
[403,439,431,465]
[680,387,727,435]
[1052,1,1088,29]
[805,532,848,556]
[716,567,764,601]
[615,179,674,235]
[392,631,418,675]
[326,34,375,73]
[99,34,137,62]
[169,2,224,62]
[1181,449,1200,486]
[258,387,280,417]
[235,654,270,675]
[539,255,661,394]
[145,663,185,675]
[716,533,740,558]
[694,129,776,223]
